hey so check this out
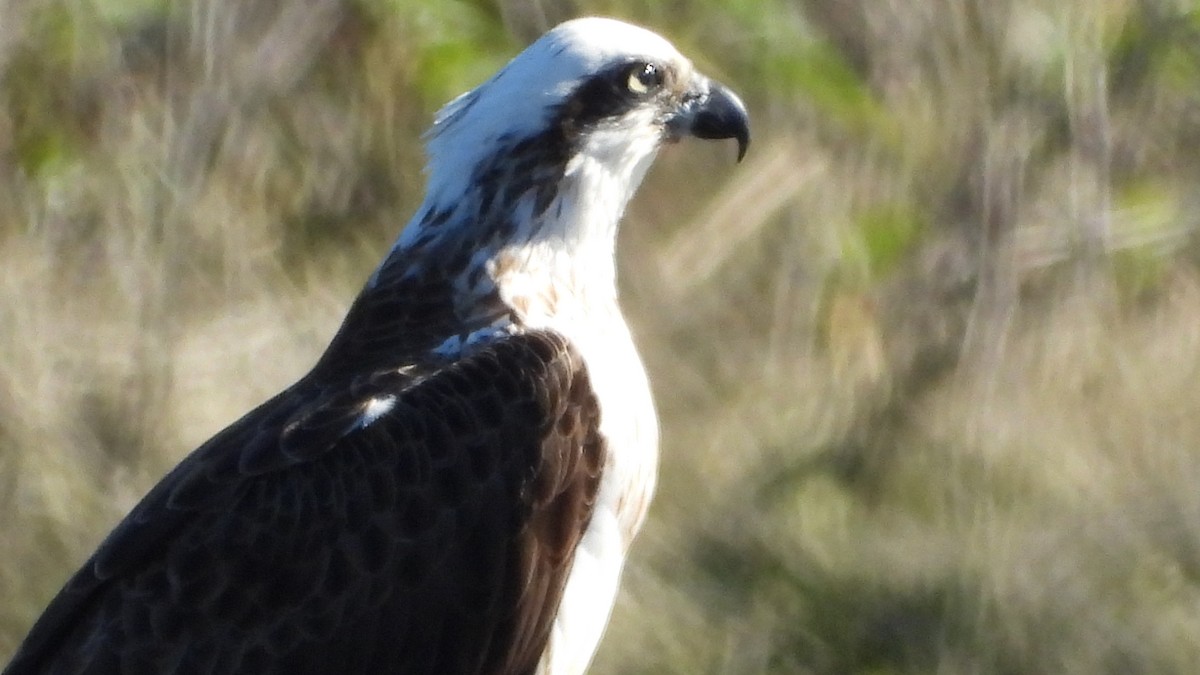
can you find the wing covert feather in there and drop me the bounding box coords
[4,330,606,675]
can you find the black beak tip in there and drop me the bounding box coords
[734,128,750,163]
[689,82,751,163]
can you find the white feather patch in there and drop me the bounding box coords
[358,395,397,428]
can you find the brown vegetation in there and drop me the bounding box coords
[3,0,1200,672]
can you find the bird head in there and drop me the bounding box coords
[387,17,749,296]
[422,17,748,197]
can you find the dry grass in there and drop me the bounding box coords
[3,0,1200,672]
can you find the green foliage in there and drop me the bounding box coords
[842,202,925,281]
[366,0,515,109]
[772,39,888,136]
[1110,181,1180,300]
[3,3,97,176]
[91,0,168,23]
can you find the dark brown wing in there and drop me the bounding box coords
[3,330,605,675]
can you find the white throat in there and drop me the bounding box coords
[489,138,660,323]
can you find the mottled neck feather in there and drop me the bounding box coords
[385,122,656,319]
[315,126,655,375]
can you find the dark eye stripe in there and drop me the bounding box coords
[557,60,667,133]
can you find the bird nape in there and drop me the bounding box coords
[4,16,748,675]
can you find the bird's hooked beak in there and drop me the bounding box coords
[667,76,751,162]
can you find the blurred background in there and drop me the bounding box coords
[3,0,1200,672]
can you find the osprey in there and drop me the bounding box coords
[5,17,748,675]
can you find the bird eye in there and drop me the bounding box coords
[625,62,663,95]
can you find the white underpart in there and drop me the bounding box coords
[537,310,658,675]
[492,125,664,675]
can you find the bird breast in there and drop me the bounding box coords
[489,246,659,675]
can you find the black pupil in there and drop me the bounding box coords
[634,63,659,89]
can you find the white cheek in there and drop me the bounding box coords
[577,111,663,166]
